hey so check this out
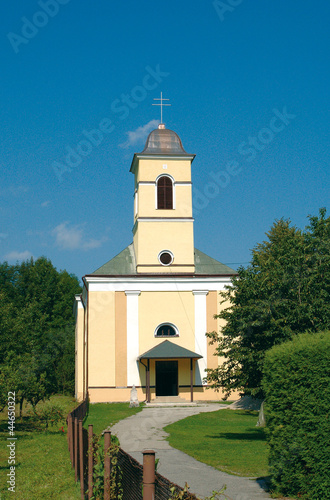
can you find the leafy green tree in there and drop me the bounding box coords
[206,208,330,399]
[0,257,81,411]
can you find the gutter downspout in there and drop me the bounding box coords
[82,277,89,401]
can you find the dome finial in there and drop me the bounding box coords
[152,92,171,127]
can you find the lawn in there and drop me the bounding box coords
[0,395,80,500]
[164,409,269,478]
[0,397,143,500]
[84,402,143,435]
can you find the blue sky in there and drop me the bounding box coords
[1,1,329,281]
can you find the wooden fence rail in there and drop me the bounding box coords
[66,397,198,499]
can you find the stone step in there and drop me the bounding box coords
[145,396,200,407]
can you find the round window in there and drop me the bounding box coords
[158,251,174,266]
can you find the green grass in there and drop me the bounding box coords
[165,409,269,478]
[0,398,143,499]
[0,395,81,500]
[84,402,143,435]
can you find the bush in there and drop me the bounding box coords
[29,401,66,430]
[262,331,330,499]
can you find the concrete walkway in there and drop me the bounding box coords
[111,404,270,500]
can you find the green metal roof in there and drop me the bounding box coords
[139,340,202,360]
[194,248,235,275]
[92,244,136,275]
[90,244,236,276]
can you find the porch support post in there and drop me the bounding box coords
[190,358,193,402]
[147,359,150,403]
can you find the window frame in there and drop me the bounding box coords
[154,322,179,338]
[155,174,175,210]
[158,250,174,266]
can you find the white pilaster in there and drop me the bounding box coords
[125,291,141,386]
[193,290,209,385]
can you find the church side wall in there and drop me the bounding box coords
[88,291,116,388]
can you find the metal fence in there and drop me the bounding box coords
[66,398,198,499]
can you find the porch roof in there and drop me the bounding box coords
[138,340,203,360]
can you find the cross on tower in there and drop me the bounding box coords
[152,92,171,124]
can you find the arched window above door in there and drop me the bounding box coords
[155,323,179,337]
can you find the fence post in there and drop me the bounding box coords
[143,450,155,500]
[67,414,73,467]
[79,420,85,499]
[104,431,111,500]
[67,415,71,451]
[71,415,75,468]
[88,425,93,500]
[74,417,79,482]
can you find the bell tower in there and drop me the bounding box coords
[130,124,196,273]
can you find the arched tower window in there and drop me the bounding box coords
[157,176,173,209]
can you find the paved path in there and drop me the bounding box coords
[111,405,270,500]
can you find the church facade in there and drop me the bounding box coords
[74,124,236,403]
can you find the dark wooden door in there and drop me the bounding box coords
[156,361,178,396]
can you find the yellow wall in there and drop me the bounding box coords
[216,294,231,368]
[133,155,195,272]
[133,221,194,269]
[138,291,195,355]
[137,184,193,218]
[115,292,127,387]
[207,291,219,371]
[136,159,192,183]
[84,287,235,403]
[89,387,146,403]
[87,386,237,403]
[88,291,116,387]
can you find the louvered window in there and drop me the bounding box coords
[157,176,173,209]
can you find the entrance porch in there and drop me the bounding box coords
[138,340,203,403]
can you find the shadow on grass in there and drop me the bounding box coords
[206,429,266,442]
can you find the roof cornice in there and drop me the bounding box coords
[130,153,195,173]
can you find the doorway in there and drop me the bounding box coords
[156,361,178,396]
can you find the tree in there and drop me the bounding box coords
[0,257,81,411]
[205,208,330,399]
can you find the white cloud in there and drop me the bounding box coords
[41,201,51,207]
[119,119,159,149]
[4,250,33,261]
[52,222,106,251]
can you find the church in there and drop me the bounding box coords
[74,122,236,403]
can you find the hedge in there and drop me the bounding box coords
[262,331,330,500]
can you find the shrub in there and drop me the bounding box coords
[262,331,330,499]
[29,401,66,430]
